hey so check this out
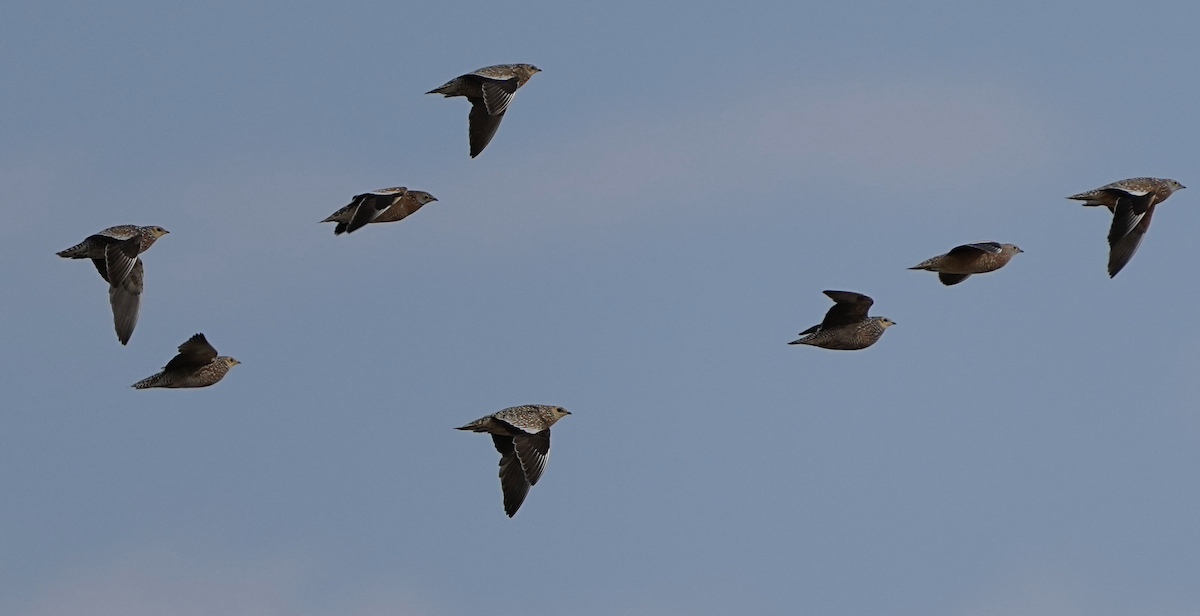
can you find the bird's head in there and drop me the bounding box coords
[516,64,541,82]
[148,226,169,238]
[221,357,241,368]
[1167,179,1186,194]
[1002,244,1024,255]
[412,191,438,205]
[877,317,897,328]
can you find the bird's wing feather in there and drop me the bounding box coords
[491,434,530,517]
[105,236,143,345]
[1107,200,1155,277]
[948,242,1002,256]
[467,98,506,158]
[480,77,519,116]
[165,333,219,372]
[346,193,392,233]
[820,291,873,328]
[512,430,551,487]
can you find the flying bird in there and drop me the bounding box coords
[1067,177,1185,277]
[457,405,571,517]
[132,333,239,389]
[909,242,1023,285]
[789,291,895,350]
[320,188,438,235]
[56,225,169,345]
[428,64,541,157]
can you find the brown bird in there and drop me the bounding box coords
[909,242,1023,285]
[427,64,541,157]
[132,333,239,389]
[457,404,571,517]
[1067,177,1185,277]
[57,225,169,345]
[320,189,438,235]
[789,291,895,350]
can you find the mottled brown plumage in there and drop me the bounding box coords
[1067,177,1185,277]
[909,242,1023,285]
[320,189,438,235]
[57,225,169,345]
[427,64,541,157]
[457,404,571,517]
[789,291,895,350]
[132,333,239,389]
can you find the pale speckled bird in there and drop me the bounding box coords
[457,404,571,517]
[320,189,438,235]
[1067,177,1185,277]
[909,242,1023,285]
[56,225,169,345]
[132,333,239,389]
[789,291,895,350]
[427,64,541,158]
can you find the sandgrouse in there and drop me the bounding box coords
[909,242,1023,285]
[428,64,541,157]
[457,405,570,517]
[132,333,239,389]
[1067,177,1185,277]
[789,291,895,350]
[321,188,438,235]
[56,225,169,345]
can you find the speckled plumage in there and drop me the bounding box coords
[789,291,895,350]
[132,333,239,389]
[57,225,169,345]
[56,225,169,260]
[320,189,438,235]
[1067,177,1185,277]
[457,404,571,517]
[427,64,541,158]
[909,242,1023,285]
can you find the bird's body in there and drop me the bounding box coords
[1067,177,1185,277]
[132,333,239,389]
[427,64,541,157]
[56,225,168,260]
[321,189,437,235]
[789,291,894,350]
[57,225,169,345]
[457,404,570,517]
[909,242,1023,285]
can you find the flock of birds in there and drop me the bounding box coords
[53,63,1188,517]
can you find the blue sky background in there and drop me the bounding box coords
[3,1,1200,614]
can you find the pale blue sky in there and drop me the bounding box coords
[3,1,1200,614]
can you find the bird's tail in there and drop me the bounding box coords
[131,373,167,389]
[455,418,490,432]
[56,241,90,259]
[426,82,456,96]
[908,257,939,271]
